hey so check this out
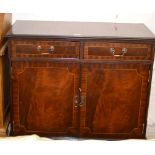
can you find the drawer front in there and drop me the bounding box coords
[84,42,152,60]
[10,39,80,58]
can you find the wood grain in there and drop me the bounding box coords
[84,42,152,60]
[80,63,150,138]
[12,61,80,136]
[6,21,155,139]
[10,39,80,59]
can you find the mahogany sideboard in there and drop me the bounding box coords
[5,21,155,139]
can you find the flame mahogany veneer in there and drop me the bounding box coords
[5,21,155,139]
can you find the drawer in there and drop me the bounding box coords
[10,40,80,58]
[84,42,152,60]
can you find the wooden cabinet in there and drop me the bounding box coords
[6,21,155,139]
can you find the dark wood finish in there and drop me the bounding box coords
[10,39,80,59]
[84,42,152,60]
[11,61,80,136]
[5,21,155,139]
[80,63,150,138]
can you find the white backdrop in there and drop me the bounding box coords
[1,0,155,138]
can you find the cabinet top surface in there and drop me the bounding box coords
[5,20,155,39]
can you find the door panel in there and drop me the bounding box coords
[80,63,150,138]
[11,61,80,136]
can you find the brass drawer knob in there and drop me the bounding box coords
[110,48,115,55]
[122,48,127,55]
[74,95,79,107]
[110,47,127,57]
[48,45,55,53]
[37,45,42,52]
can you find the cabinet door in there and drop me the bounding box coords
[11,61,80,136]
[80,63,150,138]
